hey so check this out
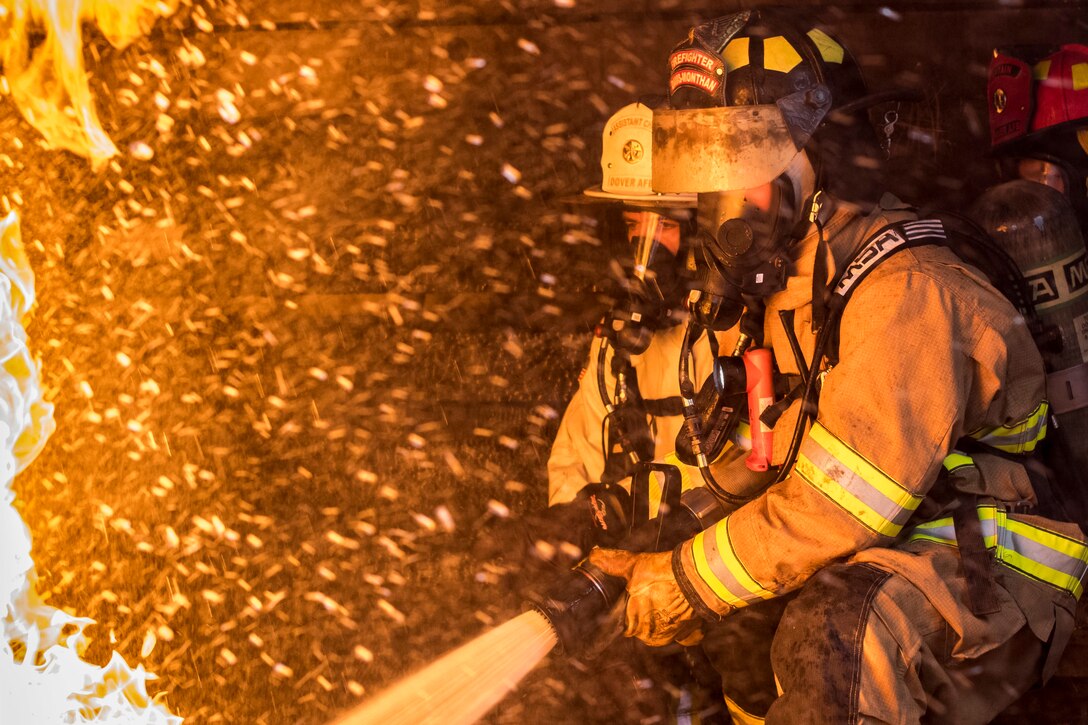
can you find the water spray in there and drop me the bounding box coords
[327,610,558,725]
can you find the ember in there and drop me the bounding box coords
[0,2,1079,724]
[0,211,179,722]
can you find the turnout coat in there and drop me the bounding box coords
[672,196,1087,715]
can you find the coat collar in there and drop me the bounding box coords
[767,193,916,312]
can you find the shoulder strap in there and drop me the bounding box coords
[775,217,949,479]
[831,218,948,303]
[823,218,949,367]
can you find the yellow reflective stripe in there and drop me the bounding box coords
[998,548,1084,599]
[983,401,1047,448]
[999,509,1088,599]
[1004,517,1088,563]
[909,531,953,542]
[724,694,766,725]
[912,518,950,532]
[970,401,1048,453]
[711,518,774,601]
[808,423,915,510]
[907,506,1000,548]
[910,531,955,546]
[907,505,1088,598]
[691,518,773,607]
[910,517,955,540]
[979,506,998,547]
[1034,60,1052,81]
[1013,400,1047,434]
[807,28,843,64]
[722,38,750,72]
[691,530,744,606]
[801,423,922,536]
[796,454,909,536]
[762,36,802,73]
[942,452,974,473]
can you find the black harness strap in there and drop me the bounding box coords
[827,218,951,367]
[777,218,950,481]
[827,218,950,331]
[951,495,1002,615]
[641,396,685,417]
[823,219,1007,615]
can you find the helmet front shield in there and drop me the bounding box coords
[652,86,830,194]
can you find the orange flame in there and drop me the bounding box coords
[0,0,178,170]
[0,210,181,721]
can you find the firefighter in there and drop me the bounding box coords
[548,101,719,508]
[986,43,1088,231]
[476,106,724,570]
[476,104,728,722]
[977,43,1088,531]
[543,102,735,723]
[586,11,1088,723]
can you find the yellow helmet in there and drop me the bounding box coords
[584,103,696,209]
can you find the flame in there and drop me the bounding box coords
[0,210,180,722]
[0,0,178,170]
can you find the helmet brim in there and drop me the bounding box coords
[581,185,698,208]
[652,105,803,193]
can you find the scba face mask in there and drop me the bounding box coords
[600,207,695,356]
[687,152,815,331]
[618,208,693,315]
[698,176,797,297]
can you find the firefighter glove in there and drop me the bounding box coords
[588,547,702,647]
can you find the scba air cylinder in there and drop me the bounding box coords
[971,179,1088,470]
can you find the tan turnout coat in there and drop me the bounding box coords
[675,197,1086,693]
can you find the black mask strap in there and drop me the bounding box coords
[804,186,828,333]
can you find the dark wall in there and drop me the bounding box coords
[5,2,1085,723]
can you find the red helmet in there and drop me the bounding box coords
[988,44,1088,231]
[989,44,1088,151]
[1034,44,1088,134]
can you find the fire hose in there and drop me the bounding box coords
[328,464,726,725]
[531,464,724,656]
[330,328,798,723]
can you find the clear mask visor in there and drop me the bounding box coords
[1017,157,1068,195]
[623,210,680,282]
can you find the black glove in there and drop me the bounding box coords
[471,483,633,574]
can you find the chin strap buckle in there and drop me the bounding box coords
[807,189,825,224]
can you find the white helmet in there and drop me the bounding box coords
[584,103,697,208]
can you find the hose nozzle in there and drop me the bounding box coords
[531,561,625,657]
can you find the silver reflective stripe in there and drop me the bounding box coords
[973,414,1046,451]
[969,401,1049,454]
[997,516,1088,598]
[797,423,921,537]
[900,220,946,241]
[801,442,915,534]
[1001,526,1088,590]
[909,508,997,547]
[908,519,956,544]
[906,505,1088,598]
